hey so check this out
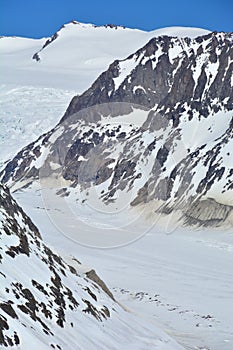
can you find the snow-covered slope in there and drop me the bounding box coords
[0,86,75,168]
[0,21,210,167]
[14,185,233,350]
[2,31,232,228]
[0,21,210,91]
[0,23,233,350]
[1,21,233,350]
[0,183,183,349]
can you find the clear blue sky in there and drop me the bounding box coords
[0,0,232,38]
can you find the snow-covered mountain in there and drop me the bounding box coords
[0,183,183,349]
[0,21,210,166]
[2,30,232,228]
[0,20,210,91]
[1,20,233,350]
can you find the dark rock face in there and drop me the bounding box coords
[85,270,115,301]
[61,32,233,124]
[0,184,41,243]
[1,31,233,227]
[0,184,115,348]
[32,32,59,62]
[183,198,233,226]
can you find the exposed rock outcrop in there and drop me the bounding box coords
[0,184,116,348]
[1,31,233,227]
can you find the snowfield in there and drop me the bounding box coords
[0,22,210,91]
[13,185,233,350]
[1,21,232,350]
[0,85,75,167]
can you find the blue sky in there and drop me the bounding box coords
[0,0,232,38]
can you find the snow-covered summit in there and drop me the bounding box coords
[41,19,210,38]
[0,20,211,166]
[0,20,210,91]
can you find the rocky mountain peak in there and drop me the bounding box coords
[62,31,233,123]
[1,31,233,228]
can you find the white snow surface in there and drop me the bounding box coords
[13,185,233,350]
[0,185,183,350]
[0,85,75,167]
[0,22,210,167]
[1,21,232,350]
[0,22,210,91]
